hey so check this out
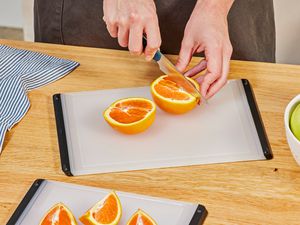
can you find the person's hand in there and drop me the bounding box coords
[103,0,161,60]
[176,0,234,99]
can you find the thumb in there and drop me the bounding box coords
[176,41,193,72]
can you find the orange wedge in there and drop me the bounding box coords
[103,97,156,134]
[79,191,122,225]
[151,75,200,114]
[39,203,77,225]
[126,209,157,225]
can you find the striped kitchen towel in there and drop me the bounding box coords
[0,45,79,152]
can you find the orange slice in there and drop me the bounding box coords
[126,209,157,225]
[39,203,77,225]
[151,75,200,114]
[79,191,122,225]
[103,97,156,134]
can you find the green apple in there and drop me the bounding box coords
[290,103,300,141]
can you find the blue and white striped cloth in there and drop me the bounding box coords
[0,45,79,152]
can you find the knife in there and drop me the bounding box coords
[142,37,207,104]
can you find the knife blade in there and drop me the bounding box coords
[142,37,207,104]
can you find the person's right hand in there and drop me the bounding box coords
[103,0,161,60]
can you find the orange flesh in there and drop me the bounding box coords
[109,100,152,124]
[92,194,118,223]
[154,77,190,100]
[128,214,154,225]
[41,205,72,225]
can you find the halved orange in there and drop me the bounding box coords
[103,97,156,134]
[79,191,122,225]
[126,209,157,225]
[151,75,200,114]
[39,203,77,225]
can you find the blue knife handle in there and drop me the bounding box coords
[142,36,162,62]
[153,51,161,61]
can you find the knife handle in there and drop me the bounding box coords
[142,36,161,62]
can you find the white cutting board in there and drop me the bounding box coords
[59,80,266,175]
[15,180,202,225]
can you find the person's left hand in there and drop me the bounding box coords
[176,0,234,99]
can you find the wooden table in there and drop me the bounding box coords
[1,39,300,225]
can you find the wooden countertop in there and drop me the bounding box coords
[1,39,300,225]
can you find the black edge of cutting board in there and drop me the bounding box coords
[6,179,45,225]
[189,204,208,225]
[242,79,273,159]
[53,94,73,176]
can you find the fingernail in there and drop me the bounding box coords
[184,72,190,77]
[145,55,153,61]
[196,76,204,84]
[176,66,183,73]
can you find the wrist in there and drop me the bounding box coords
[195,0,234,16]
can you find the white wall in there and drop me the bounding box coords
[0,0,23,28]
[22,0,34,41]
[274,0,300,65]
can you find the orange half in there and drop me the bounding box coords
[79,191,122,225]
[39,203,77,225]
[126,209,157,225]
[103,98,156,134]
[151,75,200,114]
